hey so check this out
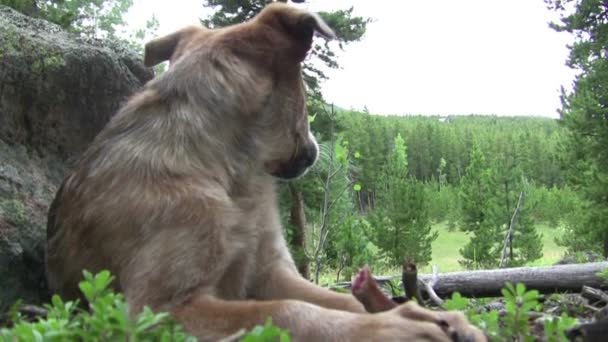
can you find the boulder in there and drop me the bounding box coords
[0,5,154,311]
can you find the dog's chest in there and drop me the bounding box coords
[215,201,268,299]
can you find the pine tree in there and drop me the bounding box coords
[491,152,543,267]
[546,0,608,257]
[458,143,500,268]
[371,134,437,266]
[459,143,543,268]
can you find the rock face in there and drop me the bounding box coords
[0,5,154,311]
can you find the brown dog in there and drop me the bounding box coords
[46,3,485,341]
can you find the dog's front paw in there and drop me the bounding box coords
[388,302,487,342]
[346,315,448,341]
[435,311,487,342]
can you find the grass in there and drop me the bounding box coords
[420,222,567,273]
[525,223,568,266]
[317,221,569,285]
[421,222,471,273]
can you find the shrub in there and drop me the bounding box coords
[1,270,290,342]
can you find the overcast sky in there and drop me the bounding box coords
[125,0,577,118]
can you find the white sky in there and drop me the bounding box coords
[125,0,577,118]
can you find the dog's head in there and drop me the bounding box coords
[143,3,335,180]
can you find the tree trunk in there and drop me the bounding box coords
[402,259,424,305]
[603,231,608,259]
[336,256,346,283]
[508,234,513,263]
[504,181,512,261]
[288,184,309,279]
[334,262,608,298]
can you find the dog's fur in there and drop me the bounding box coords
[46,3,485,341]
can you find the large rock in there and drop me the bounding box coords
[0,5,154,311]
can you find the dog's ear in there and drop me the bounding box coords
[143,26,202,67]
[256,3,335,60]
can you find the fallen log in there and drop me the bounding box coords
[332,262,608,298]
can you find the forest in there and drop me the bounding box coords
[0,0,607,341]
[282,107,583,282]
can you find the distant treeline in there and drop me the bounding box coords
[333,112,565,211]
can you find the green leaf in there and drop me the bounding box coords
[504,301,517,316]
[334,144,346,162]
[51,294,63,308]
[522,289,539,302]
[516,283,527,296]
[596,268,608,283]
[94,270,113,291]
[353,184,362,191]
[443,292,469,311]
[78,282,95,302]
[8,299,23,323]
[82,270,94,282]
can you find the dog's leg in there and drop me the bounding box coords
[171,293,455,342]
[253,263,487,341]
[255,263,366,313]
[256,264,440,318]
[172,294,347,341]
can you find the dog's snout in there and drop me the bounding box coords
[285,146,316,178]
[299,146,317,168]
[268,144,318,180]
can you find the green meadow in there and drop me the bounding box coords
[318,222,567,285]
[420,222,567,273]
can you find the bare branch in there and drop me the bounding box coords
[499,191,525,268]
[328,184,350,211]
[421,265,445,308]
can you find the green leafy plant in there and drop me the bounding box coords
[500,282,540,341]
[443,292,470,311]
[543,312,577,342]
[1,270,291,342]
[470,310,501,341]
[454,283,577,342]
[1,270,196,341]
[597,268,608,284]
[241,318,290,342]
[385,279,404,298]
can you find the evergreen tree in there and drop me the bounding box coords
[458,143,500,268]
[333,214,375,282]
[370,134,437,266]
[459,143,543,268]
[547,0,608,257]
[491,150,543,267]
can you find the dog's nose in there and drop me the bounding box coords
[301,146,317,168]
[292,147,316,170]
